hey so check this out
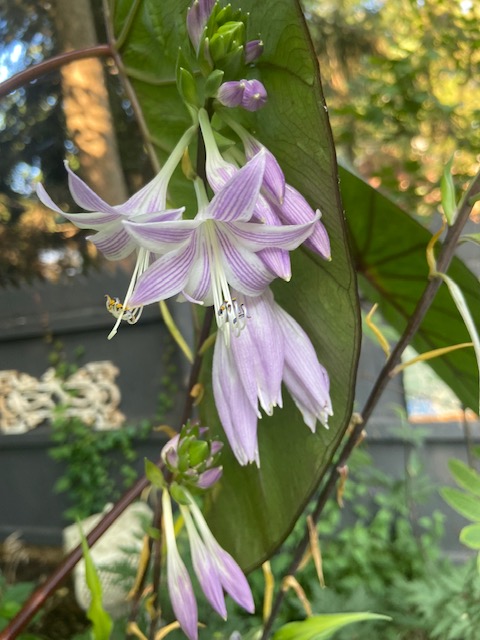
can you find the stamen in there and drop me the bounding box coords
[217,298,250,338]
[105,295,142,325]
[106,247,150,339]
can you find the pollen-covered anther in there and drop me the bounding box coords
[217,298,249,336]
[105,294,142,325]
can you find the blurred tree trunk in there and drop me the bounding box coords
[54,0,128,204]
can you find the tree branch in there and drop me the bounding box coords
[0,45,113,99]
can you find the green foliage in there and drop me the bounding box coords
[403,562,480,640]
[305,0,480,218]
[272,613,391,640]
[0,572,42,639]
[442,458,480,565]
[78,526,113,640]
[49,410,151,521]
[112,0,360,571]
[251,441,476,640]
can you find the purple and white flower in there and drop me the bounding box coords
[221,115,331,260]
[37,126,197,338]
[213,288,332,465]
[183,493,254,613]
[162,489,199,640]
[125,150,319,342]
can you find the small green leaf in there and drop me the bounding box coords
[144,458,165,489]
[273,613,391,640]
[460,233,480,246]
[460,523,480,549]
[204,69,224,97]
[440,156,456,225]
[177,67,199,109]
[448,459,480,497]
[441,487,480,522]
[78,525,113,640]
[146,526,162,540]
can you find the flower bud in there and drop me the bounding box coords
[187,0,216,52]
[241,79,267,111]
[217,80,246,107]
[245,39,264,63]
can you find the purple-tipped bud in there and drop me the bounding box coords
[241,79,267,111]
[210,440,224,456]
[187,0,216,52]
[245,39,264,63]
[217,80,246,108]
[197,466,223,489]
[217,79,267,112]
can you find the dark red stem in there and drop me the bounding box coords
[0,45,113,99]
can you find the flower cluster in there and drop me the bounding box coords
[35,1,336,637]
[159,427,253,640]
[183,0,268,112]
[37,0,333,468]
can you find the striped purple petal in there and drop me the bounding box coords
[274,185,330,259]
[123,218,199,254]
[188,499,255,613]
[224,214,319,252]
[213,337,260,466]
[88,226,136,261]
[64,162,118,213]
[37,184,121,229]
[274,304,332,429]
[229,302,283,416]
[216,81,245,108]
[163,491,198,640]
[182,506,227,619]
[129,237,198,306]
[183,232,212,303]
[207,151,266,222]
[257,247,291,280]
[216,228,275,296]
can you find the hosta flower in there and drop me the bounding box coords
[198,109,329,289]
[213,288,332,465]
[162,489,199,640]
[37,126,197,337]
[125,150,319,342]
[163,488,253,640]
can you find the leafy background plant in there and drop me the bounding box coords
[48,412,151,521]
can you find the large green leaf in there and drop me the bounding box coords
[200,2,359,569]
[341,166,480,411]
[113,0,360,570]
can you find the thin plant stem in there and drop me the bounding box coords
[260,169,480,640]
[0,45,112,99]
